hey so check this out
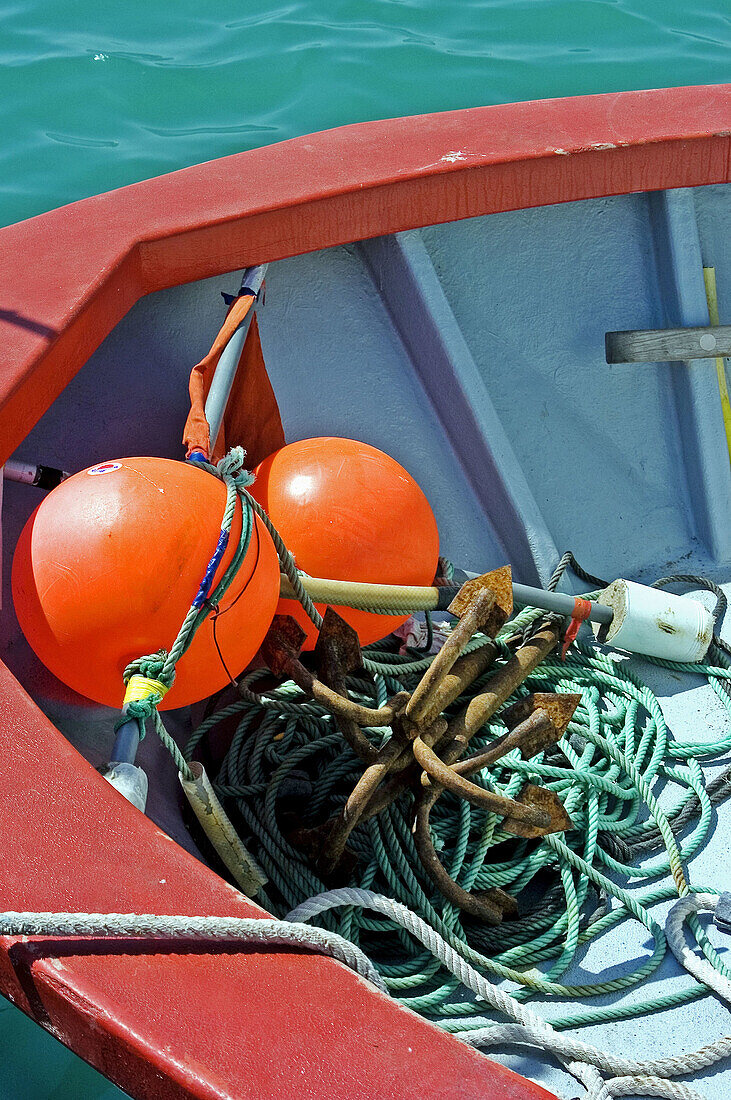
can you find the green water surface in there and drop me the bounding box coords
[0,0,728,1095]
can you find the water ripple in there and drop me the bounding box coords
[45,131,119,148]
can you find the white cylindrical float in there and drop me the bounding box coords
[591,579,713,662]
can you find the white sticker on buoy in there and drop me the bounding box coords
[88,462,122,475]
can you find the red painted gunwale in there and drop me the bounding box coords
[0,85,729,1100]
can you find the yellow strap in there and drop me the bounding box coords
[703,267,731,467]
[123,674,169,707]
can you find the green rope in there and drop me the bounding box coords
[119,449,256,780]
[185,603,731,1037]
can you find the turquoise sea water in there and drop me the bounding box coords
[1,0,729,228]
[0,1,728,1096]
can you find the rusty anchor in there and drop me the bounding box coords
[260,610,408,764]
[316,568,514,876]
[412,689,579,923]
[259,567,577,920]
[409,625,579,921]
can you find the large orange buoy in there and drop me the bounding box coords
[250,437,440,649]
[12,457,280,710]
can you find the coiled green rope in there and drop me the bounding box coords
[184,601,731,1035]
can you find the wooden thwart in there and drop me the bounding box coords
[606,324,731,364]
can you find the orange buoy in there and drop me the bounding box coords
[12,457,280,710]
[250,437,440,649]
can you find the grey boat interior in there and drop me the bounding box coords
[2,180,730,1100]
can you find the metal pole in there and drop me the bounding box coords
[454,568,611,625]
[512,582,613,625]
[110,719,140,765]
[281,572,615,626]
[204,264,268,454]
[3,460,69,489]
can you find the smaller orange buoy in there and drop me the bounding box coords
[250,437,440,648]
[12,457,280,709]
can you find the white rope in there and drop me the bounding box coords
[5,892,731,1100]
[458,1025,731,1080]
[665,893,731,1002]
[602,1077,709,1100]
[0,911,386,992]
[287,888,731,1099]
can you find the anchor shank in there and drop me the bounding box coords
[440,625,561,764]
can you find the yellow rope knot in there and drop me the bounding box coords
[123,674,170,708]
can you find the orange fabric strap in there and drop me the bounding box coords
[183,296,284,466]
[183,295,255,459]
[210,314,285,466]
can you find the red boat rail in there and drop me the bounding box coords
[0,83,729,464]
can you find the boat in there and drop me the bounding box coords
[0,82,729,1100]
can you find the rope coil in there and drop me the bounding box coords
[180,588,731,1100]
